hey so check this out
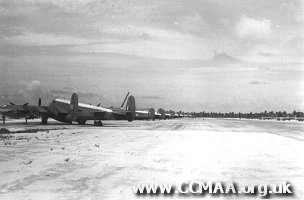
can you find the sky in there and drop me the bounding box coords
[0,0,303,112]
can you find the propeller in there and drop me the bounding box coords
[121,92,130,108]
[88,102,101,107]
[9,102,29,106]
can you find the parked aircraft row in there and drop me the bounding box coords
[0,92,188,126]
[135,107,188,120]
[259,116,304,121]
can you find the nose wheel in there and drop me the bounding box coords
[94,120,103,126]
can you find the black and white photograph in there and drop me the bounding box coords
[0,0,303,199]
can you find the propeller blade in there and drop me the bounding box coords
[9,102,15,105]
[97,103,101,107]
[23,103,29,106]
[120,92,129,108]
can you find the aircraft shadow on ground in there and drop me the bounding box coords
[86,122,142,128]
[1,120,141,128]
[102,124,141,128]
[1,122,66,127]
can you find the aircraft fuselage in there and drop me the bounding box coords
[46,99,114,124]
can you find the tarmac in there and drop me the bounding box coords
[0,118,303,199]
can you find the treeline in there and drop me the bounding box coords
[189,111,304,119]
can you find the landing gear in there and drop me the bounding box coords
[41,116,48,125]
[78,119,86,125]
[94,120,103,126]
[2,115,5,124]
[25,117,28,124]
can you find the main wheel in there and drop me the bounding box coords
[41,117,48,124]
[94,120,103,126]
[78,120,86,125]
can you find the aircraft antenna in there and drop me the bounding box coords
[120,92,129,108]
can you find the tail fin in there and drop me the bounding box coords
[158,108,165,119]
[148,108,155,120]
[70,93,79,121]
[121,92,130,108]
[125,95,135,122]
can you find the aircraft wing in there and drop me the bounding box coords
[110,107,130,115]
[0,105,27,114]
[33,106,50,113]
[0,106,15,113]
[136,110,149,114]
[0,104,52,116]
[50,105,69,114]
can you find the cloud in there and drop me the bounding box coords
[71,25,212,59]
[0,80,52,105]
[236,16,273,40]
[259,52,273,57]
[211,50,239,64]
[50,89,71,95]
[138,95,162,99]
[178,13,207,34]
[0,0,303,112]
[0,0,94,15]
[4,32,94,46]
[257,66,271,71]
[0,80,112,107]
[26,80,41,90]
[286,36,304,57]
[250,80,268,85]
[21,80,45,100]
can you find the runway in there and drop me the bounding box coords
[0,118,303,199]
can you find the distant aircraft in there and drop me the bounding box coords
[0,93,136,126]
[154,112,162,120]
[175,111,184,118]
[107,92,136,121]
[168,110,176,119]
[153,109,175,120]
[279,116,295,121]
[164,111,171,120]
[155,108,166,120]
[0,100,41,124]
[135,108,155,120]
[259,116,275,120]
